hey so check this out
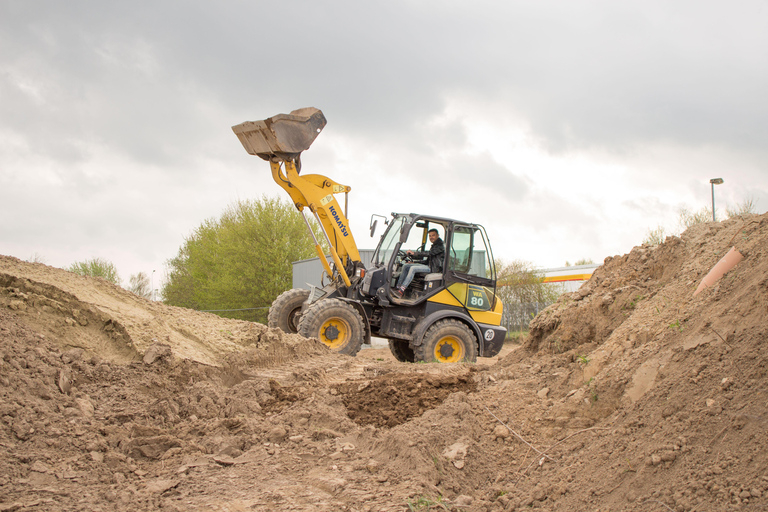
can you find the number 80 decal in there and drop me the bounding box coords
[466,285,490,311]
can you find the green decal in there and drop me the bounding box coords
[467,285,490,311]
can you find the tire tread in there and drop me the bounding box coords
[297,299,364,356]
[415,318,477,363]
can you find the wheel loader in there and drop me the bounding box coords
[232,107,506,363]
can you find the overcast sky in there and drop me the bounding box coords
[2,1,767,291]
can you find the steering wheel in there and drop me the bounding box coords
[397,250,413,263]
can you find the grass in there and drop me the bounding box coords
[407,495,449,511]
[669,319,684,332]
[623,294,646,311]
[505,330,528,342]
[585,377,598,402]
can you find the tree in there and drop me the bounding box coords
[162,196,322,323]
[495,259,561,334]
[128,272,152,299]
[68,258,121,285]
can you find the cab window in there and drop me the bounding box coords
[372,216,405,266]
[448,226,494,281]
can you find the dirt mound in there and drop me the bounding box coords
[0,255,317,366]
[498,212,768,510]
[1,213,768,511]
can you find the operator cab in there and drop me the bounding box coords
[362,213,497,308]
[390,219,445,302]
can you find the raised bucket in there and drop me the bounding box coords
[232,107,327,161]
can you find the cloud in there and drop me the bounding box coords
[1,0,767,282]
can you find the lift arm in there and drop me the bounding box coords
[232,107,362,287]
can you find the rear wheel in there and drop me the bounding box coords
[297,299,364,356]
[416,319,477,363]
[388,339,415,362]
[268,288,310,333]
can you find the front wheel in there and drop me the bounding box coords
[297,299,364,356]
[268,288,310,333]
[416,319,477,363]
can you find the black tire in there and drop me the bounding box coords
[388,339,415,362]
[297,299,364,356]
[268,289,310,333]
[416,319,478,363]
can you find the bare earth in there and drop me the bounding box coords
[1,212,767,511]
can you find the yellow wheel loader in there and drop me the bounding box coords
[232,108,506,363]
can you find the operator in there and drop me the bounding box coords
[393,228,444,298]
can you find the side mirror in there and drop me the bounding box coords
[369,214,388,237]
[399,225,409,243]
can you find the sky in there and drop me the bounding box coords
[2,0,767,292]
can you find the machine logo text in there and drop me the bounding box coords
[328,206,349,237]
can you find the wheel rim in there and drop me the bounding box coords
[433,335,465,363]
[318,317,351,350]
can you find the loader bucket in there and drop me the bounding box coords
[232,107,327,161]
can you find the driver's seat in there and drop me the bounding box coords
[410,272,443,294]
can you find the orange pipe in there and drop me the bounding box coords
[693,246,743,296]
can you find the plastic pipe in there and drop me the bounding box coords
[693,246,743,296]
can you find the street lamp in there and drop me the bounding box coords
[710,178,723,222]
[151,270,156,301]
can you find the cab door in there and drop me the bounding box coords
[443,225,502,325]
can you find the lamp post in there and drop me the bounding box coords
[151,270,156,301]
[710,178,723,222]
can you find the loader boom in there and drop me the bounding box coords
[232,108,362,288]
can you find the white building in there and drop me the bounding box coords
[540,263,599,293]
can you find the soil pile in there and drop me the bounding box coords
[0,257,307,366]
[1,212,767,511]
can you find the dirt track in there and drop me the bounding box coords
[1,212,768,511]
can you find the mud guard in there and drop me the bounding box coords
[476,323,506,357]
